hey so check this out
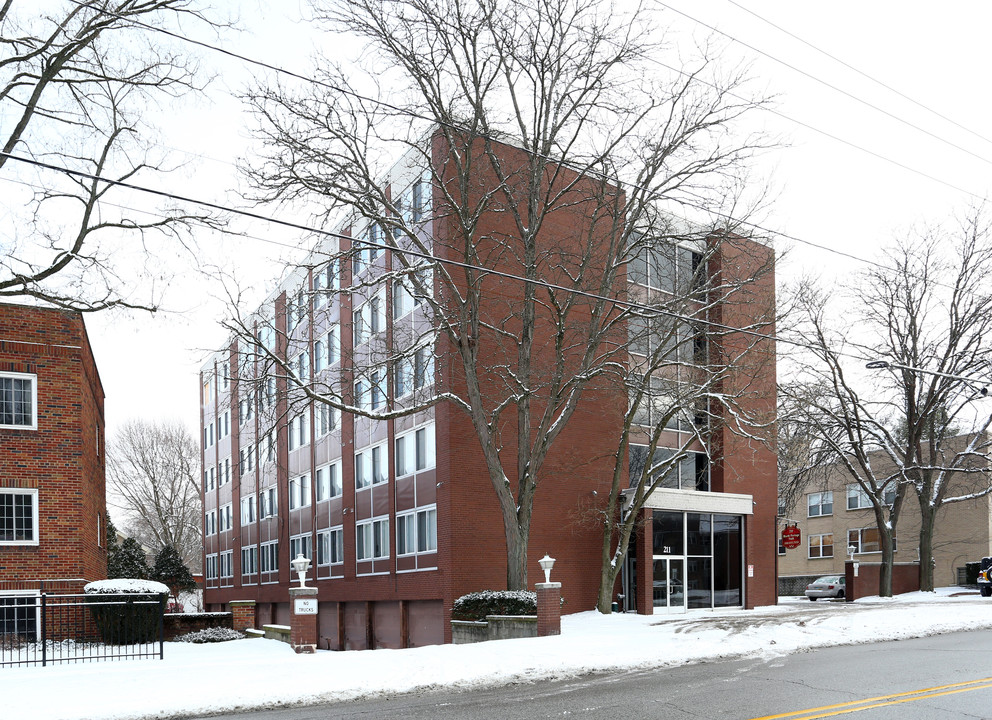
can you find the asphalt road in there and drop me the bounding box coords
[193,629,992,720]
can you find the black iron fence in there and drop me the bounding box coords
[0,592,165,667]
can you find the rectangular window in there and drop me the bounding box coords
[0,489,38,545]
[259,487,278,519]
[205,510,217,536]
[316,402,337,436]
[315,462,342,501]
[394,357,412,399]
[808,533,833,559]
[240,496,256,525]
[355,450,370,489]
[205,554,218,581]
[848,527,895,554]
[370,369,384,410]
[314,339,326,373]
[354,377,369,411]
[265,431,276,463]
[221,458,231,485]
[219,550,233,578]
[290,473,311,509]
[396,508,436,556]
[289,412,310,451]
[357,517,389,561]
[372,444,388,484]
[327,327,339,366]
[260,541,279,573]
[290,533,313,563]
[317,527,344,566]
[241,546,258,578]
[417,507,437,552]
[847,484,871,510]
[415,426,434,471]
[293,351,310,384]
[807,491,833,517]
[219,504,232,532]
[414,345,434,390]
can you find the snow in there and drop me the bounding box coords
[10,588,992,720]
[83,579,170,595]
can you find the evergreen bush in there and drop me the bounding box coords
[451,590,537,620]
[84,579,168,645]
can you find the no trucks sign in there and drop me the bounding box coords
[782,525,801,550]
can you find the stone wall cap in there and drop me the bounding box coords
[536,582,562,589]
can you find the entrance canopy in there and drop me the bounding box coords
[633,487,754,515]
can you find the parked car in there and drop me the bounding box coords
[805,575,845,601]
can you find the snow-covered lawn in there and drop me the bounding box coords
[9,588,992,720]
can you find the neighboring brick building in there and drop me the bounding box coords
[0,303,107,635]
[201,136,777,648]
[778,436,992,594]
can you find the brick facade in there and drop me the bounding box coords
[201,136,777,646]
[0,302,107,594]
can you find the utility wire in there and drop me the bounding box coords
[62,0,990,268]
[654,0,992,169]
[724,0,992,149]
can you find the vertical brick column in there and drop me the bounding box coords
[536,582,562,637]
[229,600,256,633]
[289,587,318,653]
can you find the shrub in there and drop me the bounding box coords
[451,590,537,621]
[175,627,244,643]
[84,579,168,645]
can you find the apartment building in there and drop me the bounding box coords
[201,134,777,648]
[0,302,107,635]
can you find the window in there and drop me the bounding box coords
[394,357,413,399]
[289,473,311,510]
[808,533,833,559]
[0,489,38,545]
[393,279,414,319]
[292,351,310,384]
[221,363,230,389]
[219,504,232,532]
[239,446,254,475]
[414,345,434,390]
[326,327,339,366]
[317,527,344,566]
[357,517,389,561]
[411,176,430,223]
[205,422,214,448]
[354,293,386,347]
[846,484,870,510]
[628,245,703,295]
[205,554,218,581]
[240,496,256,525]
[353,307,366,347]
[354,377,369,411]
[315,462,342,502]
[220,458,231,486]
[395,425,435,476]
[290,533,313,563]
[242,546,258,579]
[202,376,214,404]
[370,369,385,410]
[204,510,217,536]
[397,507,437,556]
[259,487,278,519]
[314,339,326,373]
[371,444,388,484]
[807,491,833,517]
[260,541,279,573]
[220,550,233,579]
[239,395,254,425]
[355,449,370,489]
[1,593,39,641]
[312,260,339,309]
[218,411,230,439]
[289,412,310,451]
[848,527,895,554]
[264,431,276,463]
[316,402,337,437]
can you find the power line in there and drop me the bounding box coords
[63,0,990,267]
[723,0,992,149]
[654,0,992,169]
[0,147,841,359]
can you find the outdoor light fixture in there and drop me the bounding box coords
[291,554,311,588]
[539,554,556,583]
[865,360,890,370]
[848,545,857,561]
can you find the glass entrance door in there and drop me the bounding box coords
[652,557,686,613]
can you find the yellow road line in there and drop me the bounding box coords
[748,676,992,720]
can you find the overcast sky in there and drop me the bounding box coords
[67,0,992,441]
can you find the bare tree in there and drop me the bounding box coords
[782,211,992,595]
[0,0,224,311]
[237,0,771,590]
[108,419,202,572]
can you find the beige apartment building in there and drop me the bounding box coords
[779,445,992,593]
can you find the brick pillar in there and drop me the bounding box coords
[229,600,256,633]
[536,582,562,637]
[289,587,318,654]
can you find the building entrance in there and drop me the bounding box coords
[652,557,685,613]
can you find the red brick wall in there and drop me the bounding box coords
[0,302,106,588]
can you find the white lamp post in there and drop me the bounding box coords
[291,554,311,588]
[539,554,556,584]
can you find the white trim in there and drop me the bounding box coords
[0,488,39,546]
[0,371,37,430]
[637,487,754,515]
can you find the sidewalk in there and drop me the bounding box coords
[9,589,992,720]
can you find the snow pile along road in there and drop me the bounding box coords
[8,589,992,720]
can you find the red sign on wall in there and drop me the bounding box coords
[782,525,801,550]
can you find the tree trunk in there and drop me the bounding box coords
[504,516,528,591]
[918,503,937,592]
[597,518,622,614]
[878,524,894,597]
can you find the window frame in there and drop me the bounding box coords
[0,488,39,546]
[808,532,834,559]
[1,372,38,430]
[807,491,834,518]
